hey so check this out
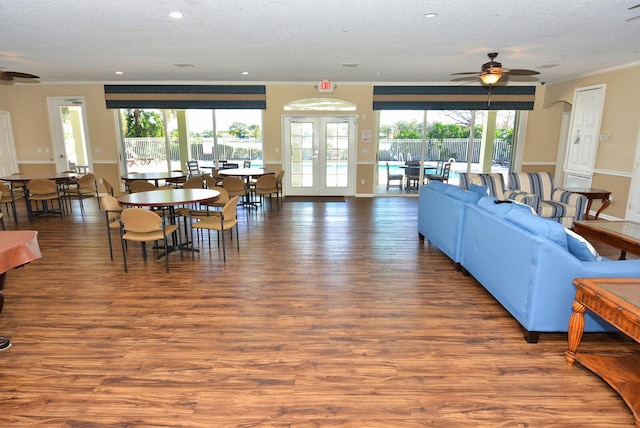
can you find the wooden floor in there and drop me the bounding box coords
[0,195,638,427]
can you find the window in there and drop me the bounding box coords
[117,109,263,172]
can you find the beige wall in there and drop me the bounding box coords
[3,66,639,211]
[264,84,376,194]
[525,64,640,218]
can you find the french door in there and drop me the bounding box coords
[283,115,357,196]
[47,97,92,172]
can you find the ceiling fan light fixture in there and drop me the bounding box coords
[480,69,502,85]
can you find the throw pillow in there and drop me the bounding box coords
[565,228,602,262]
[469,183,489,197]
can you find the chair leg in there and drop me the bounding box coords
[120,235,128,273]
[235,226,239,252]
[107,227,114,260]
[220,230,226,262]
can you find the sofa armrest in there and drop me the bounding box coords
[504,190,540,212]
[551,189,588,220]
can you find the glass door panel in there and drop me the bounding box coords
[284,115,356,196]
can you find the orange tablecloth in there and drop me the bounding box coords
[0,231,42,274]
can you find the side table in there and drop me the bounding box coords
[566,277,640,427]
[563,187,611,220]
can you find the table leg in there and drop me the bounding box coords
[594,198,610,220]
[565,299,587,366]
[584,199,594,220]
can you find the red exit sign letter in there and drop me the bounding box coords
[318,80,334,93]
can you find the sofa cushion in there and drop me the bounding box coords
[565,228,602,262]
[477,196,520,218]
[505,208,568,249]
[428,180,449,193]
[469,183,489,197]
[444,185,482,204]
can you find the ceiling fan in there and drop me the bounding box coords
[0,69,40,82]
[452,52,539,86]
[628,3,640,22]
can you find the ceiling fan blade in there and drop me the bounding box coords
[506,69,540,76]
[451,72,481,76]
[629,3,640,9]
[0,75,14,81]
[0,71,40,79]
[451,75,480,82]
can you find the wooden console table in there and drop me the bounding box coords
[566,278,640,427]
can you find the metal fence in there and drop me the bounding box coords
[124,137,264,163]
[379,138,511,164]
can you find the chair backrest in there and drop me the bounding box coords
[27,178,57,195]
[441,162,451,179]
[68,161,77,172]
[211,186,230,205]
[508,172,554,200]
[77,173,96,190]
[204,174,217,189]
[182,176,204,189]
[100,195,122,222]
[222,176,246,193]
[255,174,277,191]
[120,208,163,233]
[0,182,10,196]
[102,177,114,195]
[129,180,156,193]
[186,160,201,177]
[275,170,284,186]
[221,196,239,221]
[243,160,251,168]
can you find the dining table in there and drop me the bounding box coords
[121,171,187,187]
[0,230,42,350]
[0,172,78,220]
[118,188,220,257]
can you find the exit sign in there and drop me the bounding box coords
[318,80,334,93]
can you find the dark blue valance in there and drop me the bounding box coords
[104,85,266,109]
[373,85,536,110]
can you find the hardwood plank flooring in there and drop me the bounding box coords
[0,196,638,427]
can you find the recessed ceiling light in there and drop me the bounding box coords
[424,12,438,18]
[375,71,383,75]
[115,71,124,75]
[174,63,194,68]
[342,63,359,68]
[168,11,184,19]
[241,71,249,75]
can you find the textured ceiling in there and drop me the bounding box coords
[2,0,640,85]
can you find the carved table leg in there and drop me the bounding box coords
[565,300,586,366]
[594,198,610,220]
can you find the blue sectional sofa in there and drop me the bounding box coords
[418,181,640,343]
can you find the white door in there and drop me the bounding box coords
[563,84,606,186]
[47,97,92,172]
[0,111,19,176]
[283,115,357,196]
[626,128,640,221]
